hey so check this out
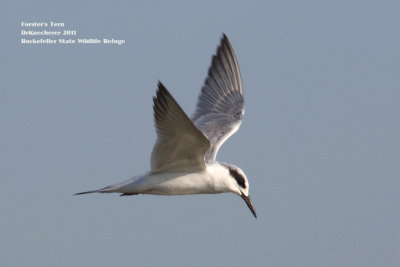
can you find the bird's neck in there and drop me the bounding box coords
[206,162,233,193]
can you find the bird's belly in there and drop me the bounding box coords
[141,172,216,195]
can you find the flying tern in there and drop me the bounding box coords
[75,34,256,218]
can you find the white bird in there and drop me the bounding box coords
[75,34,256,218]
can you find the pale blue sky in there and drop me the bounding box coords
[1,0,399,266]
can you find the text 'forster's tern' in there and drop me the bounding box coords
[75,34,256,218]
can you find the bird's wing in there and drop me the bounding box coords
[150,82,211,173]
[192,34,244,162]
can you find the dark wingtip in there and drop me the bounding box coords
[221,33,231,45]
[156,81,171,99]
[157,81,166,91]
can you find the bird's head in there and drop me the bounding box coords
[221,163,257,218]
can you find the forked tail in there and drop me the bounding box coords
[74,177,139,196]
[74,183,127,195]
[74,190,101,195]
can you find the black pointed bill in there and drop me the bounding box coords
[241,193,257,218]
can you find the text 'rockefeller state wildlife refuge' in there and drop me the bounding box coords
[20,21,126,46]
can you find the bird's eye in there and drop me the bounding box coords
[229,168,246,188]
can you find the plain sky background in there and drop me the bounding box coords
[1,0,399,266]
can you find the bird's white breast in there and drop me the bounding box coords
[118,163,230,195]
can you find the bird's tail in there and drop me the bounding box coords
[74,183,125,195]
[74,176,139,196]
[74,190,101,195]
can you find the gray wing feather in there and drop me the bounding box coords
[151,82,210,173]
[192,34,244,162]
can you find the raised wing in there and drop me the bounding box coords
[192,34,244,162]
[151,82,210,173]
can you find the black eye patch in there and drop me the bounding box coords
[229,168,246,188]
